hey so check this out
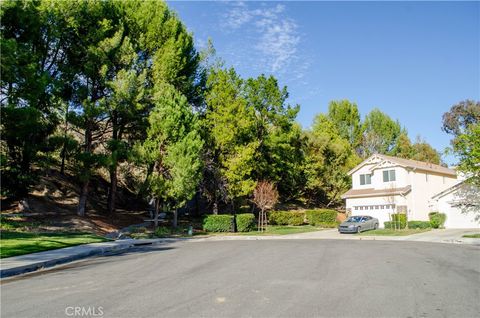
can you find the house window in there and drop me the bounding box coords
[360,174,372,185]
[383,169,396,182]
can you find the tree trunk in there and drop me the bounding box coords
[107,164,117,215]
[77,122,92,217]
[60,104,69,175]
[77,181,89,217]
[173,208,178,229]
[154,198,159,229]
[107,112,119,215]
[60,144,67,175]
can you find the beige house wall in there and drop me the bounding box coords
[408,170,457,220]
[347,161,457,223]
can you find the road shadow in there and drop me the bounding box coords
[1,244,175,283]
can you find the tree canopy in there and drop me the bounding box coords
[1,0,450,218]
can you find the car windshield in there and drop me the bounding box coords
[347,216,363,223]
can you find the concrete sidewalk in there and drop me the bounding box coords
[0,238,168,278]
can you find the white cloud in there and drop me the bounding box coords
[223,2,301,73]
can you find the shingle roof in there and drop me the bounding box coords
[376,154,456,176]
[341,185,412,199]
[348,154,457,176]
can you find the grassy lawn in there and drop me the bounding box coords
[462,233,480,238]
[0,231,108,258]
[356,228,431,236]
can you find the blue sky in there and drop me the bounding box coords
[168,1,479,164]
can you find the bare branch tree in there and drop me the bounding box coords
[253,181,279,232]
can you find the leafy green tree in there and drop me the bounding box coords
[391,133,441,164]
[56,0,127,216]
[442,100,480,137]
[244,75,303,199]
[304,114,360,206]
[139,85,203,228]
[391,132,414,159]
[411,137,441,164]
[204,69,304,207]
[104,68,147,214]
[359,108,401,157]
[204,68,257,205]
[1,0,68,198]
[443,100,480,185]
[101,0,201,215]
[327,100,361,148]
[453,124,480,186]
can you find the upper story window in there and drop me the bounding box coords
[383,169,396,182]
[360,174,372,185]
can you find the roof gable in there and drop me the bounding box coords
[348,154,457,177]
[347,154,384,175]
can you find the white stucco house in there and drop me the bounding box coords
[429,180,479,229]
[341,154,479,228]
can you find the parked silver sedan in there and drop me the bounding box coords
[338,215,379,233]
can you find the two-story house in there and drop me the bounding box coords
[341,154,458,227]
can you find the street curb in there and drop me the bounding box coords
[0,242,133,279]
[0,237,198,279]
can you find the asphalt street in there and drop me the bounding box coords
[1,240,479,318]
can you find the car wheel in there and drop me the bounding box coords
[374,223,378,230]
[357,226,361,233]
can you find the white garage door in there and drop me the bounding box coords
[444,206,480,229]
[351,205,394,228]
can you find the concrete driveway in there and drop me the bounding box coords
[2,239,479,318]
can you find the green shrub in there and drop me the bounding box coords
[203,215,233,232]
[305,209,337,226]
[269,211,304,226]
[408,221,431,229]
[236,213,255,232]
[154,226,171,237]
[389,214,407,229]
[429,212,446,229]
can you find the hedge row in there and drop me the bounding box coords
[269,211,304,226]
[236,214,256,232]
[203,209,339,232]
[384,212,446,229]
[203,215,233,232]
[305,209,337,226]
[407,221,431,229]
